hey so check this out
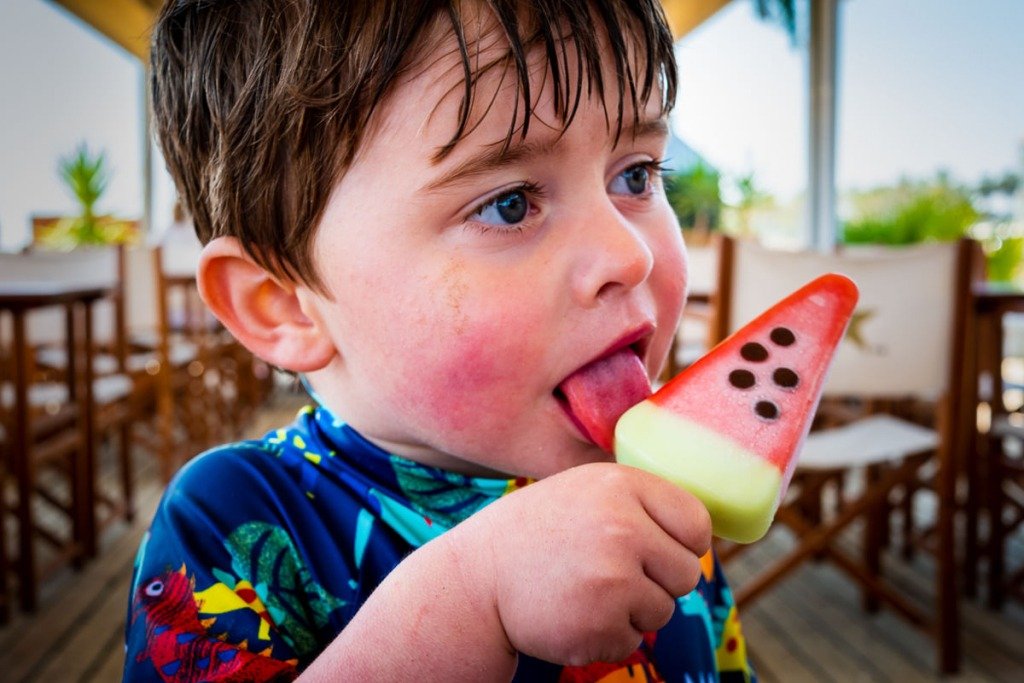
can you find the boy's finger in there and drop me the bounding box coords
[628,578,678,633]
[630,467,713,556]
[640,526,706,598]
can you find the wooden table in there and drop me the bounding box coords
[964,281,1024,602]
[0,281,111,613]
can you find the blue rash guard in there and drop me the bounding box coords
[124,404,756,682]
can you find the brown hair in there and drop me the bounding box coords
[151,0,677,289]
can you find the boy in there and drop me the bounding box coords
[125,1,756,681]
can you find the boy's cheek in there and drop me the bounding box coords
[392,315,542,435]
[383,258,544,433]
[656,235,689,311]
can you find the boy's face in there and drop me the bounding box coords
[300,22,687,479]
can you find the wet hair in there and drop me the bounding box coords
[151,0,677,289]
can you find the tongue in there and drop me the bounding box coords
[559,348,652,452]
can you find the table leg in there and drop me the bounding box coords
[64,305,77,401]
[79,301,98,559]
[962,306,984,599]
[11,311,37,612]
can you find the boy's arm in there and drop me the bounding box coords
[299,528,516,681]
[126,445,709,681]
[300,462,712,680]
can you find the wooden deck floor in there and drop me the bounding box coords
[2,392,1023,682]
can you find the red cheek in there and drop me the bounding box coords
[396,322,537,434]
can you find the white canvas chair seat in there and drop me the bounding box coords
[128,330,201,364]
[166,342,200,368]
[34,347,163,376]
[711,236,974,675]
[1,375,134,409]
[33,344,195,376]
[801,414,939,470]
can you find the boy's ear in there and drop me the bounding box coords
[196,236,336,373]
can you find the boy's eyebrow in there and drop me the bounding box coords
[424,116,670,192]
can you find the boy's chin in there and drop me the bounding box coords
[529,441,618,479]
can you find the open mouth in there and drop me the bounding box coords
[554,337,653,452]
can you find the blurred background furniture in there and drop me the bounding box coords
[1,248,142,540]
[984,418,1024,609]
[663,234,720,381]
[971,283,1024,610]
[0,279,111,616]
[122,242,272,481]
[0,238,273,621]
[710,235,977,674]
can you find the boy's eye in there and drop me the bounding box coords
[472,189,530,226]
[606,163,655,196]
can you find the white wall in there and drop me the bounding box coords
[0,0,157,249]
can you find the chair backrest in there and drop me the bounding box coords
[712,236,975,402]
[123,242,216,348]
[160,228,202,278]
[684,237,719,301]
[122,244,161,338]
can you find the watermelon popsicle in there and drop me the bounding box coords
[615,274,858,543]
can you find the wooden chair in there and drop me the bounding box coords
[162,238,273,441]
[966,281,1024,607]
[983,414,1024,607]
[710,235,975,674]
[663,235,720,381]
[120,243,200,481]
[0,266,115,617]
[0,248,141,545]
[122,242,268,481]
[0,340,89,622]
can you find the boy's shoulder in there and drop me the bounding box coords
[162,407,327,514]
[173,423,305,484]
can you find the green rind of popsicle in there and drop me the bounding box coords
[615,401,782,543]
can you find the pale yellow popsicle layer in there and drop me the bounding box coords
[614,401,782,543]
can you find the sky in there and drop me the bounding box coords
[674,0,1024,201]
[1,0,1023,249]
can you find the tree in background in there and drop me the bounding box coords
[978,171,1022,199]
[730,171,774,237]
[664,161,723,235]
[842,172,979,245]
[753,0,798,39]
[841,169,1024,282]
[975,170,1023,282]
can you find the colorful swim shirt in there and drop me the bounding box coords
[124,404,756,682]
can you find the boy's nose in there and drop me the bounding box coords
[570,200,655,307]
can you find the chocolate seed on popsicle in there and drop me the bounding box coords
[740,342,769,362]
[728,369,756,389]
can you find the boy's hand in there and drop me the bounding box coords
[301,462,710,681]
[447,462,712,667]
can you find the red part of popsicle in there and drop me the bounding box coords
[650,273,858,487]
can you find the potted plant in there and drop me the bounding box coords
[36,143,138,248]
